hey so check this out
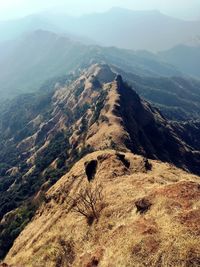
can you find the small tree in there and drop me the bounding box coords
[71,184,104,225]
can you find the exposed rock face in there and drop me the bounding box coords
[6,150,200,267]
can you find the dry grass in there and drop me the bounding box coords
[6,150,200,267]
[85,79,131,152]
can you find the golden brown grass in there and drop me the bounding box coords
[6,150,200,267]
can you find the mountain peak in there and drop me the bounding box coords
[52,64,200,175]
[83,63,116,84]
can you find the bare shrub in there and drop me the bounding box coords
[71,184,104,225]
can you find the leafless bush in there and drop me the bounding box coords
[71,184,104,225]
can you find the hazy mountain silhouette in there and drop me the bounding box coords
[158,44,200,78]
[0,30,181,100]
[0,8,200,51]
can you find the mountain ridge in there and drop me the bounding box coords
[0,64,200,263]
[0,64,200,267]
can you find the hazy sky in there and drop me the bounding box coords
[0,0,200,20]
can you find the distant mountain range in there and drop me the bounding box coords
[0,30,181,100]
[157,44,200,78]
[0,8,200,51]
[0,30,200,121]
[1,8,200,100]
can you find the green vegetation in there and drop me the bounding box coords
[125,74,200,121]
[74,85,85,100]
[0,89,62,258]
[0,79,96,258]
[0,129,72,259]
[73,103,90,121]
[35,131,70,172]
[0,92,53,142]
[0,203,37,259]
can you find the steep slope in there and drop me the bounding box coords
[113,68,200,121]
[6,150,200,267]
[172,120,200,151]
[92,73,200,173]
[0,64,200,260]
